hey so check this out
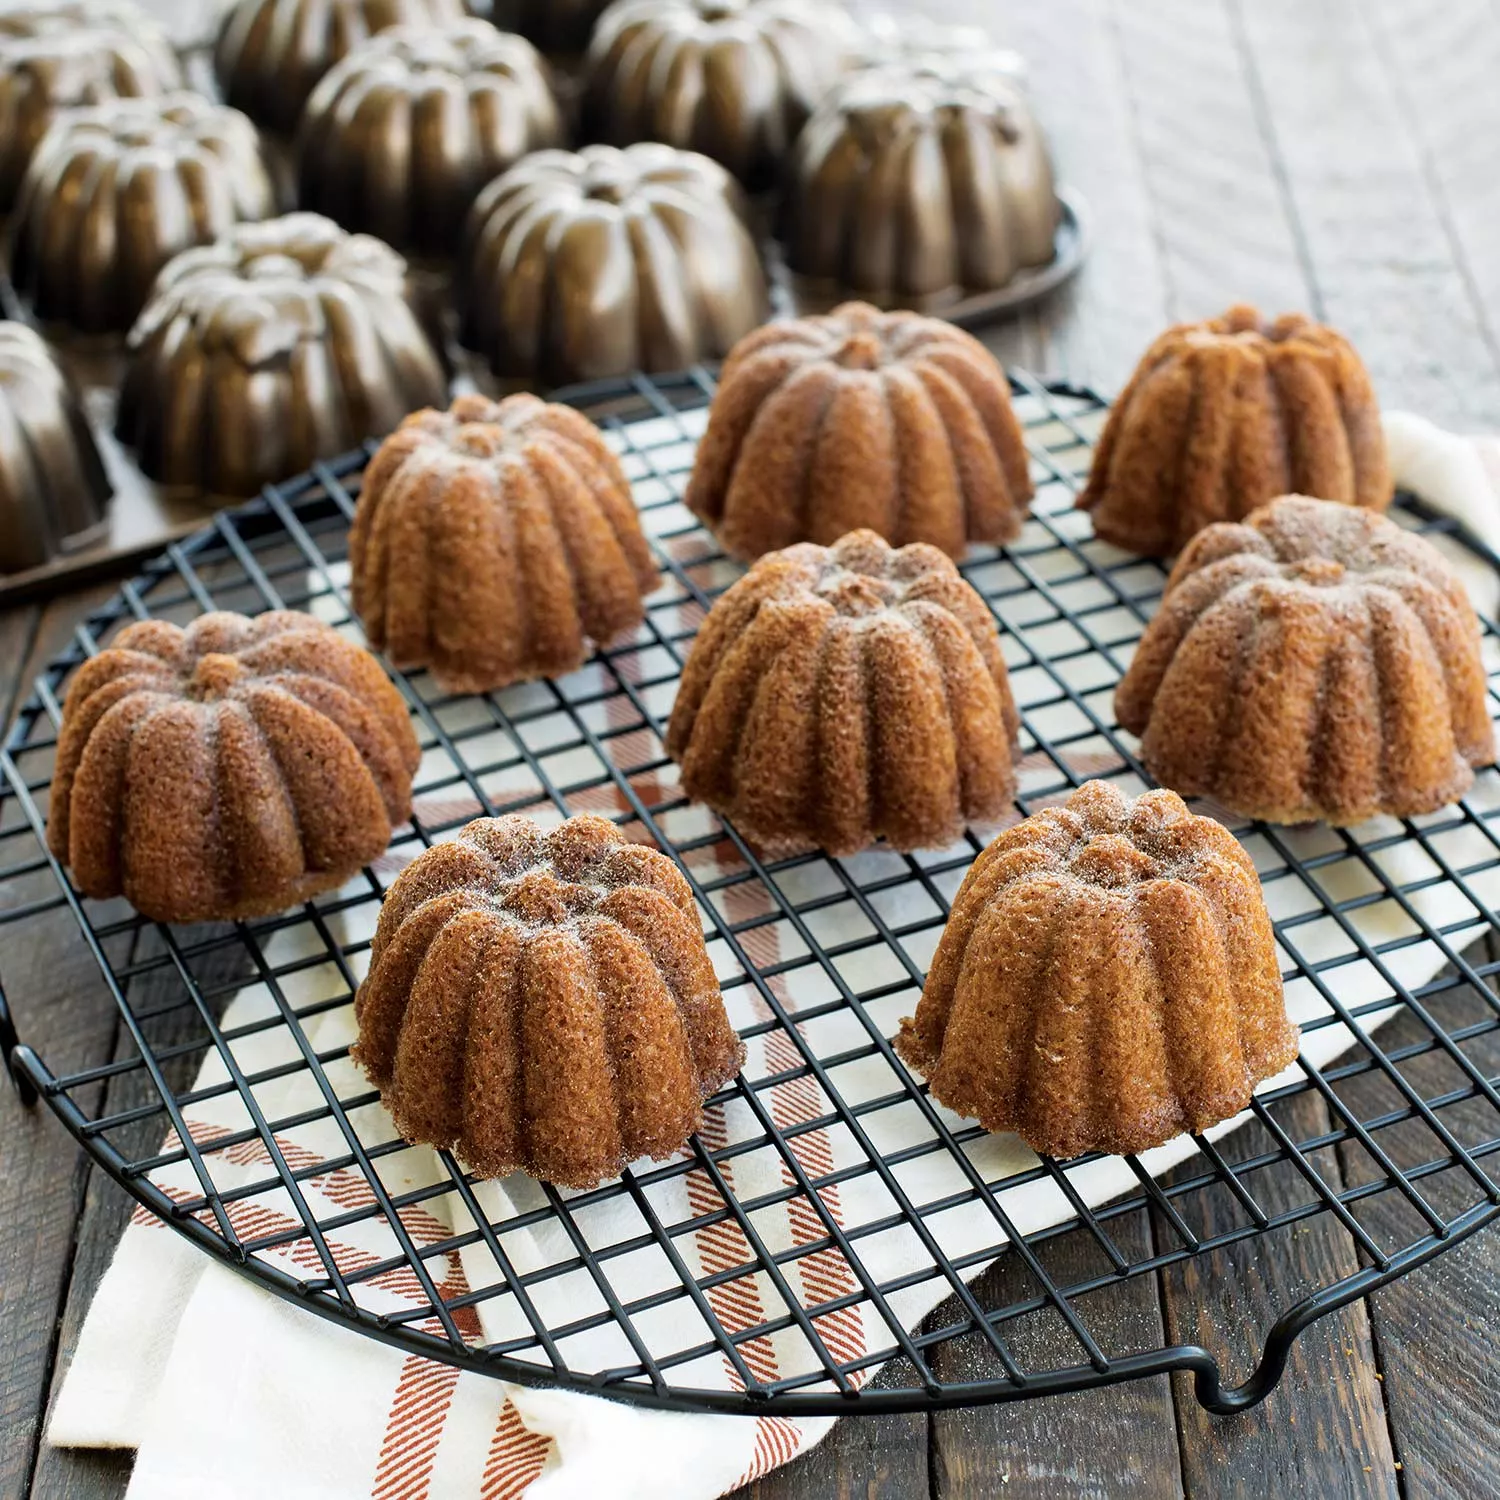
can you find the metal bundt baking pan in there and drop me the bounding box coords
[1,369,1496,1420]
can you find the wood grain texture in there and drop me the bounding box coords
[0,590,131,1500]
[1156,1091,1399,1500]
[1230,0,1500,427]
[927,1214,1182,1500]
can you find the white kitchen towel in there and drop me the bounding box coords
[47,411,1500,1498]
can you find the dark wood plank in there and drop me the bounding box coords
[1331,983,1500,1500]
[748,1400,927,1500]
[927,1213,1182,1499]
[1232,0,1500,427]
[0,589,134,1500]
[1156,1091,1399,1499]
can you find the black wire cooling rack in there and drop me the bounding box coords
[2,371,1499,1420]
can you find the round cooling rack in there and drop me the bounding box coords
[2,371,1499,1419]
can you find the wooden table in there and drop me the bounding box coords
[4,0,1500,1495]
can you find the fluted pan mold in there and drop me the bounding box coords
[581,0,857,190]
[0,1,183,211]
[1078,304,1391,558]
[0,323,112,573]
[1115,495,1495,825]
[666,528,1021,857]
[48,610,421,924]
[117,213,449,499]
[215,0,469,134]
[782,59,1060,306]
[353,812,745,1188]
[457,142,768,386]
[350,392,658,692]
[297,19,564,258]
[686,303,1034,559]
[895,779,1300,1159]
[7,93,278,336]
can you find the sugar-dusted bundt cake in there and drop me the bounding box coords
[8,93,277,335]
[782,59,1059,307]
[353,813,745,1187]
[1116,496,1495,825]
[581,0,856,190]
[350,393,657,693]
[49,611,421,924]
[896,780,1299,1158]
[296,20,564,258]
[1079,304,1391,557]
[456,143,768,386]
[687,304,1033,560]
[117,213,449,498]
[215,0,469,133]
[0,1,183,211]
[666,529,1020,856]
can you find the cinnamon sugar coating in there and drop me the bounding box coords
[666,529,1020,857]
[896,780,1299,1159]
[1079,304,1391,557]
[353,813,744,1188]
[686,302,1033,560]
[49,610,420,923]
[1116,496,1495,825]
[350,394,658,693]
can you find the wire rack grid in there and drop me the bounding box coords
[1,371,1499,1419]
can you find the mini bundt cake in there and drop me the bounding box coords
[687,304,1033,559]
[456,143,769,386]
[350,393,657,692]
[1079,304,1391,557]
[353,812,745,1187]
[0,1,183,210]
[7,94,278,336]
[581,0,856,190]
[782,60,1059,307]
[117,213,449,498]
[666,529,1020,856]
[895,779,1299,1158]
[296,20,564,259]
[49,611,421,924]
[0,322,111,572]
[1115,496,1496,825]
[215,0,469,133]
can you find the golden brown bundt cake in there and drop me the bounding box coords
[49,611,420,923]
[666,529,1020,856]
[350,393,658,694]
[1079,304,1391,557]
[352,813,744,1187]
[686,303,1033,560]
[1116,496,1495,825]
[896,780,1299,1158]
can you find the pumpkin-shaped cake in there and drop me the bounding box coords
[215,0,469,133]
[782,60,1060,306]
[1079,304,1391,557]
[581,0,856,189]
[350,393,657,692]
[297,19,564,258]
[353,812,745,1188]
[666,529,1020,855]
[456,142,768,386]
[7,94,278,335]
[49,610,421,924]
[895,780,1300,1158]
[1115,496,1495,825]
[0,322,111,572]
[117,213,449,498]
[687,303,1033,558]
[0,0,183,210]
